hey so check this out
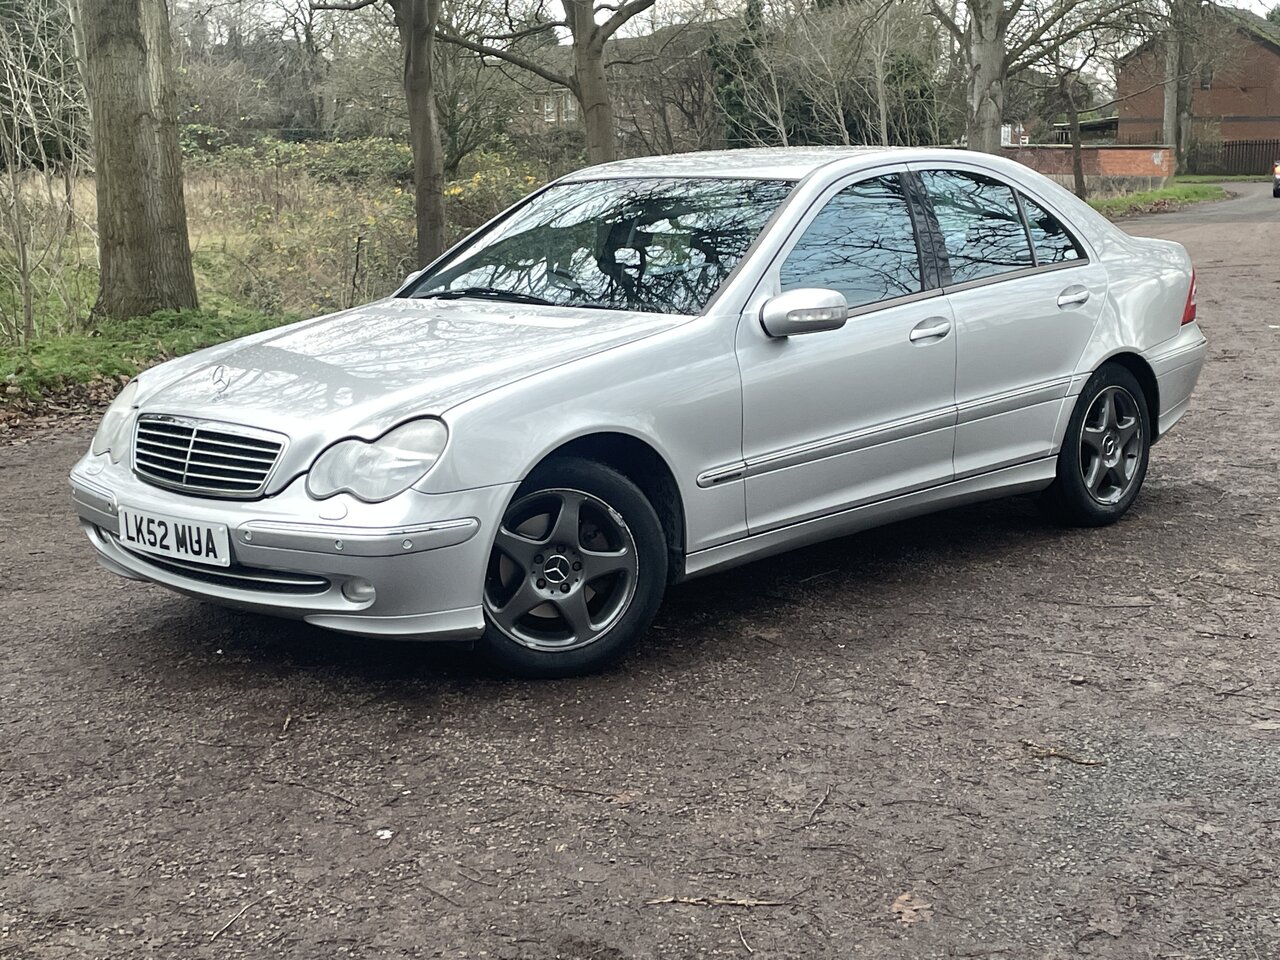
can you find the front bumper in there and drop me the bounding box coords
[70,452,517,641]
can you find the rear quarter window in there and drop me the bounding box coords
[1020,195,1084,265]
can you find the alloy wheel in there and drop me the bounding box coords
[484,488,639,652]
[1079,385,1143,505]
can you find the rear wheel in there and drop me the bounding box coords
[1041,363,1151,527]
[479,457,667,677]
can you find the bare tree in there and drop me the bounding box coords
[711,0,948,149]
[929,0,1142,153]
[0,0,91,342]
[77,0,199,318]
[314,0,447,265]
[1106,0,1237,171]
[435,0,520,174]
[435,0,660,163]
[1155,0,1234,171]
[607,20,724,155]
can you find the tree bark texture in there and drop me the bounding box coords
[1161,0,1198,174]
[965,0,1006,154]
[565,0,617,164]
[1161,35,1178,159]
[394,0,446,267]
[1067,96,1086,199]
[78,0,198,319]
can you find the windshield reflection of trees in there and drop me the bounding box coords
[781,175,921,308]
[413,178,794,315]
[921,171,1034,284]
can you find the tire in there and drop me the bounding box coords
[1040,363,1151,527]
[478,456,668,677]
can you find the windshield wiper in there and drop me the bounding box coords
[415,286,556,306]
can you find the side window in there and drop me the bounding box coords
[919,169,1034,284]
[1021,195,1083,265]
[779,174,922,310]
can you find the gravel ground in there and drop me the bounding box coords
[2,184,1278,960]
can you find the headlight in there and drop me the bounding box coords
[306,418,448,503]
[90,380,139,462]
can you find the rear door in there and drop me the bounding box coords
[911,165,1107,478]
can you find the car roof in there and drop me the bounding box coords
[560,146,975,181]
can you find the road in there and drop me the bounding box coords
[2,185,1278,960]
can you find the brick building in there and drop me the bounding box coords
[1116,5,1280,144]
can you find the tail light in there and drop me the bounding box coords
[1181,269,1197,325]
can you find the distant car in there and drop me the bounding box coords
[71,147,1207,676]
[1273,159,1280,197]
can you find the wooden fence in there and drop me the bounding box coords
[1185,139,1280,176]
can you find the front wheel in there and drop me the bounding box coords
[1040,364,1151,527]
[479,457,668,677]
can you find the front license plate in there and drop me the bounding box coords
[117,506,231,568]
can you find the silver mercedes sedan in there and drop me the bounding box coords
[71,147,1206,676]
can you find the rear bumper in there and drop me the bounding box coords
[70,454,517,641]
[1146,323,1207,438]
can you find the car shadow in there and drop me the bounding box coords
[152,490,1103,699]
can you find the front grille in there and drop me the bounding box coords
[109,533,330,595]
[133,414,286,499]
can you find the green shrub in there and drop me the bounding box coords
[302,139,414,184]
[180,124,234,155]
[183,135,414,186]
[1,308,290,400]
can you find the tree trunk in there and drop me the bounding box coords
[78,0,198,319]
[574,45,616,164]
[965,0,1006,154]
[1174,40,1193,172]
[395,0,446,267]
[1161,0,1198,175]
[1064,82,1086,200]
[1161,34,1179,168]
[565,0,616,164]
[873,52,890,147]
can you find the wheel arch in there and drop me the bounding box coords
[522,432,687,581]
[1099,351,1160,439]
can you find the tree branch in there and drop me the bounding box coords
[434,26,573,91]
[477,21,564,42]
[310,0,378,10]
[599,0,658,43]
[927,0,963,41]
[1005,0,1138,70]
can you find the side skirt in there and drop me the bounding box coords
[681,458,1057,580]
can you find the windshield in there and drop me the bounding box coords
[404,177,795,315]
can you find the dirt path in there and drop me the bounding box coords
[2,189,1278,960]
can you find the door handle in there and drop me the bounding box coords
[1056,286,1091,308]
[909,318,951,342]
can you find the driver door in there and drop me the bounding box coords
[736,171,958,534]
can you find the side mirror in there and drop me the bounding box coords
[760,288,849,338]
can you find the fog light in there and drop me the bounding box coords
[342,578,376,604]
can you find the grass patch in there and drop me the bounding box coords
[1,307,291,401]
[1174,174,1270,183]
[1088,184,1229,219]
